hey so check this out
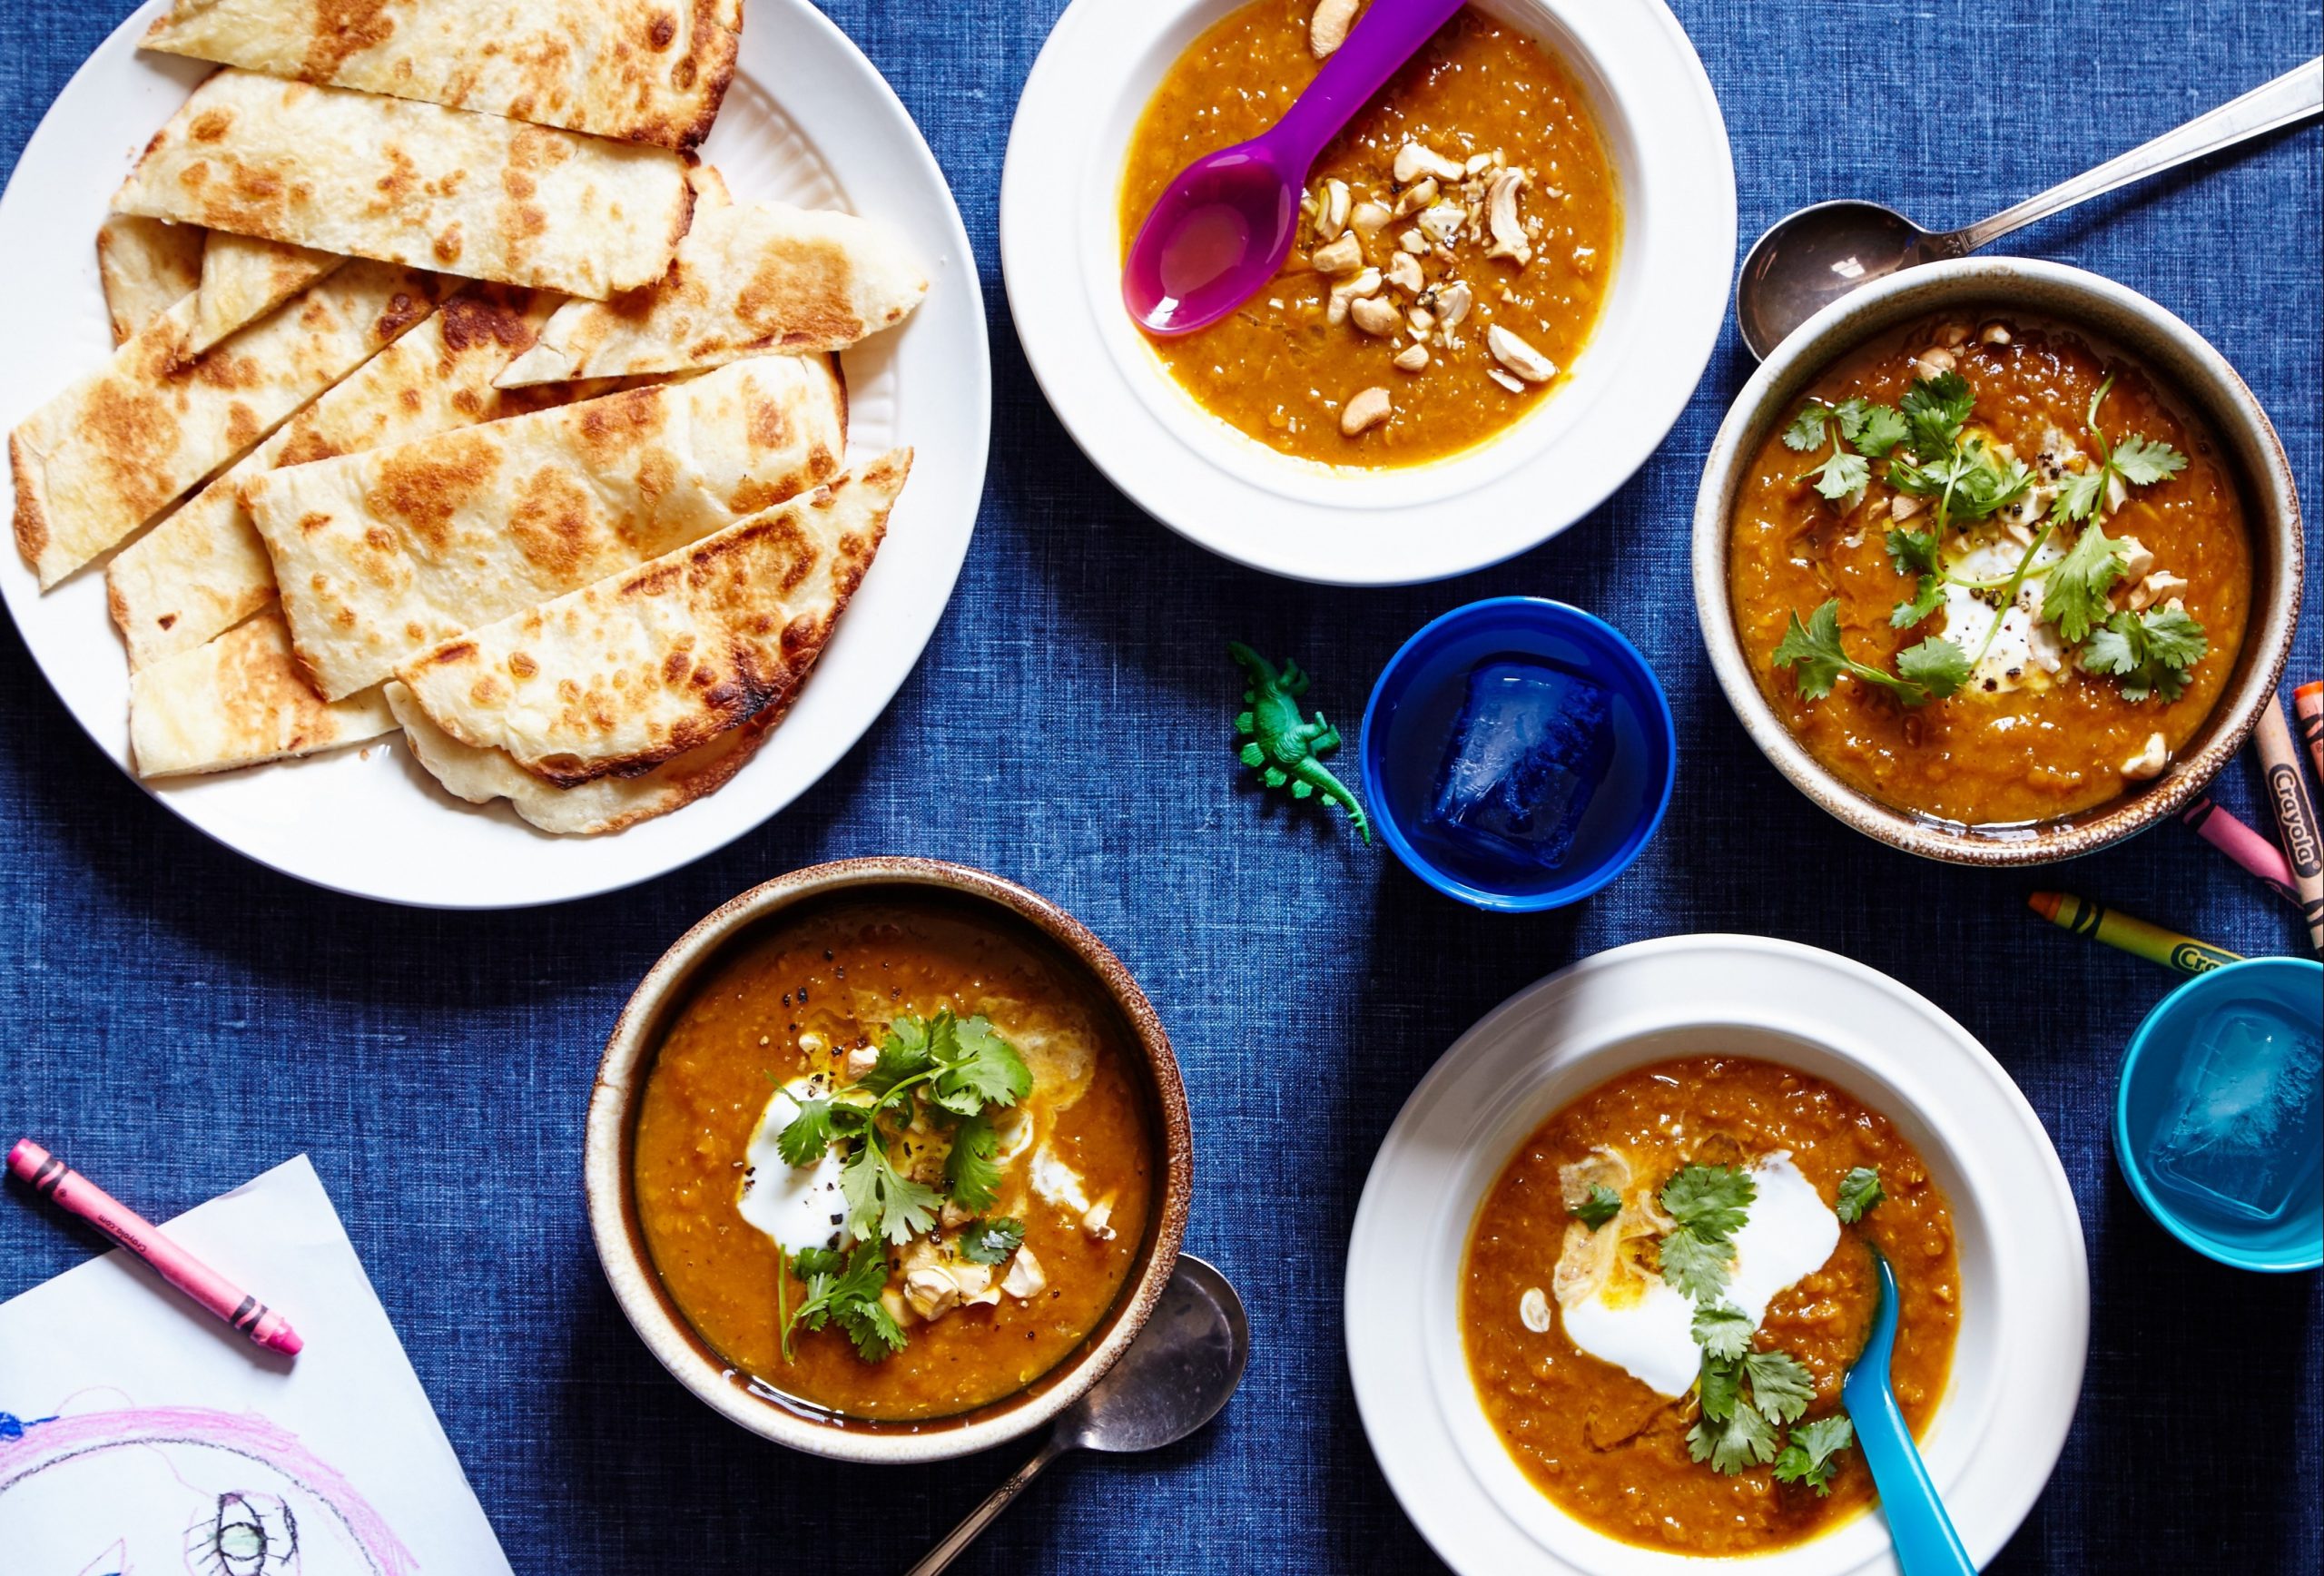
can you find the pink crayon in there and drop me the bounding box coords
[2180,793,2300,909]
[6,1139,302,1357]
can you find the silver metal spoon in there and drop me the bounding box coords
[1736,57,2323,360]
[904,1255,1250,1576]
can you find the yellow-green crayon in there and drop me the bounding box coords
[2027,891,2242,976]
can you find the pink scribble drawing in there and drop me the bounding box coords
[0,1407,418,1576]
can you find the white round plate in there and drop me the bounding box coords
[1000,0,1733,586]
[1345,935,2088,1575]
[0,0,989,908]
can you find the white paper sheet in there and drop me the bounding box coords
[0,1155,512,1576]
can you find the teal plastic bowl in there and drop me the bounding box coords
[2114,956,2323,1272]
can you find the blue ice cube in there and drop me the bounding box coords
[2148,1005,2321,1223]
[1425,658,1615,872]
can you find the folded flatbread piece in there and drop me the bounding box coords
[96,216,204,345]
[129,610,395,777]
[112,70,693,298]
[107,286,565,667]
[496,201,928,387]
[397,449,906,785]
[140,0,741,151]
[249,352,847,700]
[12,258,443,587]
[386,680,776,834]
[188,232,344,358]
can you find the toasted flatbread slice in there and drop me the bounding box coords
[107,286,566,667]
[12,259,443,588]
[112,70,692,298]
[386,680,774,834]
[140,0,741,152]
[250,353,846,700]
[497,202,927,388]
[187,232,344,359]
[398,449,905,785]
[96,216,204,346]
[129,610,395,777]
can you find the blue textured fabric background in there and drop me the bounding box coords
[2,2,2319,1571]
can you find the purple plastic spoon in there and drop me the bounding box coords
[1122,0,1466,336]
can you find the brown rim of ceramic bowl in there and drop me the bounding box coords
[583,857,1194,1463]
[1693,257,2305,865]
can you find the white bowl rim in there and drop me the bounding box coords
[583,858,1193,1463]
[1000,0,1735,586]
[1690,257,2307,865]
[1344,932,2090,1575]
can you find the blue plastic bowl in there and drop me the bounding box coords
[2114,956,2323,1272]
[1359,598,1675,912]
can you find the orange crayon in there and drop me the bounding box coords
[2296,681,2322,785]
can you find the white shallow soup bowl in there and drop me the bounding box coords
[1000,0,1735,585]
[1344,935,2088,1575]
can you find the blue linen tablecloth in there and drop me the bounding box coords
[2,1,2318,1570]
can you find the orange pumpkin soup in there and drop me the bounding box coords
[1120,0,1620,466]
[1729,312,2251,827]
[1463,1057,1959,1554]
[633,894,1154,1422]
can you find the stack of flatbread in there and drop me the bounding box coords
[8,0,933,836]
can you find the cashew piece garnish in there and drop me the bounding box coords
[1309,0,1359,57]
[1488,324,1558,382]
[1340,386,1392,435]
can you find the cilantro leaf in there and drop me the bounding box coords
[1773,601,1947,708]
[840,1292,908,1361]
[1828,397,1871,443]
[2040,525,2128,644]
[2111,432,2186,488]
[943,1111,1005,1213]
[1572,1183,1622,1232]
[930,1015,1033,1117]
[1836,1167,1885,1223]
[956,1216,1028,1266]
[1691,1302,1754,1363]
[1886,527,1940,579]
[1854,403,1909,458]
[1659,1227,1735,1302]
[1688,1395,1778,1474]
[1774,1414,1857,1495]
[2048,464,2108,525]
[1745,1350,1817,1426]
[776,1098,838,1167]
[1891,576,1946,629]
[787,1241,906,1364]
[791,1245,847,1279]
[1900,372,1973,456]
[2080,607,2208,703]
[1807,448,1870,502]
[841,1133,941,1245]
[1895,636,1972,701]
[1698,1354,1741,1421]
[1661,1166,1755,1240]
[1782,402,1829,452]
[860,1015,937,1097]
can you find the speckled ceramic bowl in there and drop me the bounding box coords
[1692,258,2305,864]
[584,858,1193,1463]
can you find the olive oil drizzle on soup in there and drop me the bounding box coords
[1119,0,1620,468]
[1462,1058,1960,1555]
[632,897,1154,1423]
[1728,314,2250,827]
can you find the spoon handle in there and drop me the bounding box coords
[1272,0,1470,169]
[1847,1362,1977,1576]
[1944,56,2321,255]
[902,1433,1069,1576]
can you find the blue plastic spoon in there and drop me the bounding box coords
[1842,1242,1976,1576]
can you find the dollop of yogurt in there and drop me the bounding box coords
[736,1079,847,1256]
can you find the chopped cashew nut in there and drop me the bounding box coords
[1003,1246,1047,1300]
[1417,201,1465,245]
[903,1267,960,1321]
[2117,537,2155,582]
[1487,368,1525,393]
[1393,142,1468,184]
[1325,266,1381,325]
[1082,1197,1115,1239]
[1310,232,1363,275]
[1488,324,1557,382]
[1393,343,1429,371]
[1911,346,1957,379]
[1316,178,1351,241]
[2122,732,2168,780]
[1348,295,1401,336]
[1393,177,1440,218]
[1309,0,1359,57]
[2129,570,2189,612]
[1482,169,1531,265]
[1891,492,1928,522]
[1980,321,2013,345]
[1386,251,1425,293]
[798,1030,830,1057]
[842,1044,878,1081]
[881,1285,911,1326]
[1435,280,1473,330]
[1407,306,1434,334]
[1397,228,1429,254]
[1519,1286,1551,1334]
[1350,200,1393,237]
[1340,386,1392,434]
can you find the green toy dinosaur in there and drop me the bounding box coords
[1228,642,1372,843]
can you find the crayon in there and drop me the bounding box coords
[2180,793,2300,908]
[5,1139,303,1357]
[2297,681,2322,785]
[2026,891,2242,976]
[2250,694,2324,954]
